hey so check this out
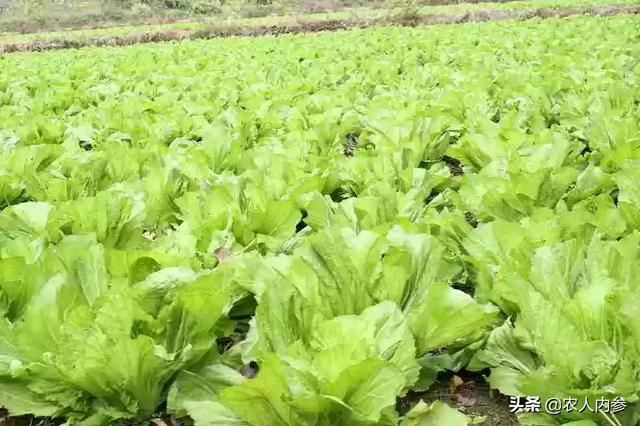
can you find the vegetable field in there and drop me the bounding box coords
[1,12,640,426]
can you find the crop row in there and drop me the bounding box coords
[0,13,639,426]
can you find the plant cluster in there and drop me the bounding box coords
[0,13,639,426]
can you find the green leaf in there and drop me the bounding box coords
[408,283,499,354]
[0,380,61,417]
[401,400,470,426]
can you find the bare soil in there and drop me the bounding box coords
[398,371,519,426]
[1,3,639,54]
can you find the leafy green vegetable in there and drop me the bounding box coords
[0,11,640,426]
[400,400,470,426]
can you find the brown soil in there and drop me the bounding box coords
[398,371,519,426]
[1,3,638,54]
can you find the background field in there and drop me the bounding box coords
[0,0,637,39]
[1,0,639,51]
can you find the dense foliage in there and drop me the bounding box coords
[0,13,639,425]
